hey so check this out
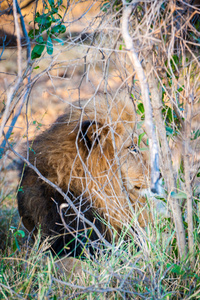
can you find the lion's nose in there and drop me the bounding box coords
[151,187,157,194]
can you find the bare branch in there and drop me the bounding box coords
[15,0,31,62]
[121,1,160,194]
[183,85,194,265]
[0,0,23,145]
[145,53,187,259]
[0,0,32,157]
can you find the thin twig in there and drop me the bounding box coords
[15,0,31,62]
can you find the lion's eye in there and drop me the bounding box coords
[128,144,139,153]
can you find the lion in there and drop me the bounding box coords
[17,94,155,256]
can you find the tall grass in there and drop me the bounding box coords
[1,202,199,299]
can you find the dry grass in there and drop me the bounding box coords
[0,210,200,299]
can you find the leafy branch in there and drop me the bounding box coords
[29,0,67,59]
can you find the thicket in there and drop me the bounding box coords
[0,0,199,298]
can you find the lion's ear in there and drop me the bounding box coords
[79,120,101,150]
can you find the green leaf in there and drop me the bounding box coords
[137,5,142,12]
[119,44,123,50]
[47,36,53,55]
[194,129,200,140]
[137,102,144,114]
[171,191,187,199]
[138,132,145,147]
[28,29,39,39]
[177,86,184,92]
[34,66,40,70]
[10,226,17,231]
[48,0,54,7]
[172,54,179,65]
[14,230,25,238]
[166,263,185,275]
[36,36,44,43]
[51,24,66,34]
[31,44,45,59]
[51,7,58,14]
[53,38,64,45]
[13,238,18,252]
[18,186,24,193]
[101,2,110,12]
[140,147,148,151]
[166,126,173,135]
[28,29,34,38]
[57,0,63,6]
[52,17,60,23]
[35,15,51,26]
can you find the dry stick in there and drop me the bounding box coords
[145,54,187,259]
[0,0,32,157]
[121,2,187,258]
[0,0,22,143]
[13,0,22,77]
[184,94,194,265]
[121,2,160,194]
[15,0,31,62]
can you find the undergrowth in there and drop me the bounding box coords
[0,202,200,300]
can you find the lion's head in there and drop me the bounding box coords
[18,94,153,255]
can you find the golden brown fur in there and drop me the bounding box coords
[18,94,151,256]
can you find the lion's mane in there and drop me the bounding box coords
[18,95,150,256]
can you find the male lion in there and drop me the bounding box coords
[18,94,154,256]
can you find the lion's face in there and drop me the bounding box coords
[43,95,152,227]
[74,95,151,224]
